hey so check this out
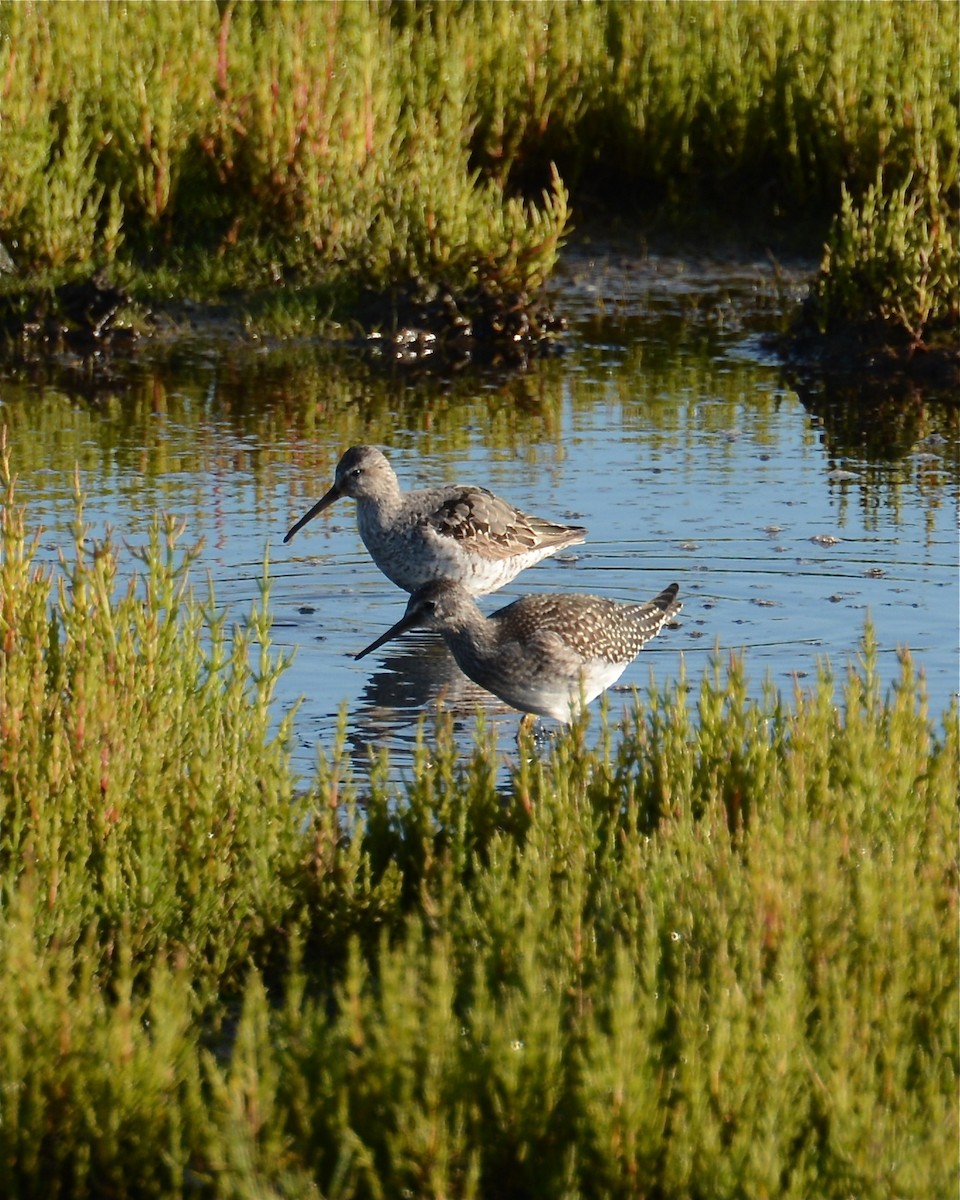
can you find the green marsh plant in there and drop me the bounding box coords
[810,165,959,344]
[0,1,956,336]
[0,450,956,1196]
[0,442,309,1007]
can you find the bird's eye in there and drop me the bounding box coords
[350,468,362,479]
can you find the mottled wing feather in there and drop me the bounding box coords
[424,487,585,562]
[499,587,681,662]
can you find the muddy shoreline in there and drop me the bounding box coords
[1,245,956,393]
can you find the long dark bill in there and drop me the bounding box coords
[283,483,341,543]
[355,608,423,660]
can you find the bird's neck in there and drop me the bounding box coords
[444,608,497,670]
[357,484,403,529]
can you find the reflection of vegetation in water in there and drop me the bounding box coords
[0,352,573,515]
[2,332,956,531]
[1,464,956,1195]
[792,378,959,464]
[791,376,959,541]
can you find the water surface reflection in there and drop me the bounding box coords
[1,249,956,785]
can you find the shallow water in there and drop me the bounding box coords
[2,244,957,786]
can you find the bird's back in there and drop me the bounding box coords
[358,482,586,594]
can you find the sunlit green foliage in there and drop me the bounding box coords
[0,453,308,1008]
[810,165,959,342]
[0,0,955,331]
[815,3,960,343]
[464,0,958,212]
[0,1,569,296]
[0,452,955,1196]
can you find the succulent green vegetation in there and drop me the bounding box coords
[0,1,956,341]
[1,449,956,1197]
[809,166,959,346]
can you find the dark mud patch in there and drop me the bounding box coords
[1,242,955,400]
[776,302,960,394]
[0,270,567,377]
[0,272,142,357]
[351,277,566,372]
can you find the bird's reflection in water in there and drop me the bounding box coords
[349,631,513,769]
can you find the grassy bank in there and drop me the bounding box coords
[0,454,956,1197]
[0,1,956,344]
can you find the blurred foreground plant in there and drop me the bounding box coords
[0,442,955,1197]
[0,437,309,1007]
